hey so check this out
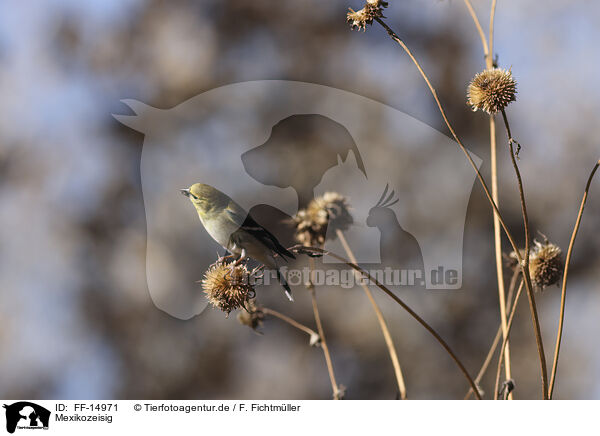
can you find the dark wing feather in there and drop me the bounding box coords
[227,209,295,260]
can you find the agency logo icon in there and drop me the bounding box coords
[3,402,50,434]
[114,80,482,319]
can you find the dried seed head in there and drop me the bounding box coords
[294,192,353,246]
[202,259,256,314]
[505,249,524,271]
[530,240,563,290]
[467,68,517,114]
[347,0,388,31]
[237,299,264,331]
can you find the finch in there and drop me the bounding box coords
[181,183,295,301]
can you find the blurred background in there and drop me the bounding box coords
[0,0,599,399]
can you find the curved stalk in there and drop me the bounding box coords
[464,268,520,400]
[292,245,482,399]
[489,0,497,64]
[501,109,548,398]
[461,0,512,398]
[336,229,407,399]
[307,257,343,399]
[462,0,489,59]
[548,160,600,398]
[372,16,546,396]
[262,307,319,339]
[494,280,524,399]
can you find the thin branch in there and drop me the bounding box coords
[461,0,512,399]
[262,307,319,339]
[462,0,489,58]
[489,0,497,65]
[501,108,548,398]
[292,245,482,399]
[307,257,343,399]
[485,0,513,399]
[548,159,600,399]
[464,325,501,400]
[372,16,547,396]
[494,279,524,399]
[464,267,520,400]
[490,114,514,397]
[372,18,525,277]
[336,229,407,399]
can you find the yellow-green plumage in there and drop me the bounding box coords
[181,183,295,300]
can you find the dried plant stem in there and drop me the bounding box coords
[502,109,548,399]
[262,307,319,338]
[464,325,501,400]
[462,0,489,59]
[464,268,520,400]
[336,229,407,399]
[307,257,342,399]
[373,16,550,395]
[461,0,512,397]
[489,116,514,397]
[548,160,600,399]
[486,0,513,399]
[494,279,524,399]
[489,0,497,63]
[293,245,482,399]
[500,108,548,398]
[373,18,521,270]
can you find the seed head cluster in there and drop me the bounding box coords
[347,0,388,31]
[202,259,257,314]
[294,192,353,247]
[507,239,563,291]
[467,68,517,114]
[529,240,563,290]
[237,299,264,331]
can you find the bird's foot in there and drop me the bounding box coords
[217,254,234,264]
[233,256,245,266]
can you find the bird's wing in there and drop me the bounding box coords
[226,206,295,260]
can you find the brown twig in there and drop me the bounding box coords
[262,307,319,339]
[336,229,407,399]
[373,15,547,396]
[548,159,600,399]
[372,17,526,278]
[501,108,548,398]
[489,0,497,65]
[462,0,489,59]
[307,257,343,399]
[494,279,524,399]
[464,325,501,400]
[464,268,520,400]
[461,0,512,398]
[488,0,513,399]
[293,245,482,399]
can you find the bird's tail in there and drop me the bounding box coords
[276,268,294,302]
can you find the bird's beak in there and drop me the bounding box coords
[180,188,190,197]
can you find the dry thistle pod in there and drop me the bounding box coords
[504,249,524,272]
[293,192,353,247]
[529,240,563,290]
[467,68,517,114]
[237,299,264,331]
[347,0,388,31]
[202,259,258,315]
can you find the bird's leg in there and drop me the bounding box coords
[217,249,234,263]
[228,249,246,275]
[234,248,247,266]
